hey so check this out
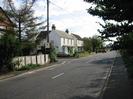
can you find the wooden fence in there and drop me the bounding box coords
[14,54,49,68]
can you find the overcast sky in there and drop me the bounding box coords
[0,0,104,38]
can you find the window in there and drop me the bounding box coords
[67,39,69,44]
[63,38,65,44]
[69,39,71,45]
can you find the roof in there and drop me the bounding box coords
[52,30,73,39]
[72,34,82,40]
[36,31,48,40]
[30,31,49,41]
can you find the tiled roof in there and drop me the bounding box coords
[53,30,73,39]
[72,34,82,40]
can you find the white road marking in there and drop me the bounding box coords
[0,61,66,82]
[52,73,64,79]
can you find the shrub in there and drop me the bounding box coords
[0,31,19,71]
[49,47,58,62]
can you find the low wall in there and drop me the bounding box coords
[14,54,49,68]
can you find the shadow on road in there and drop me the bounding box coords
[90,56,120,65]
[69,95,96,99]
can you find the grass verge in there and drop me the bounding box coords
[79,51,93,57]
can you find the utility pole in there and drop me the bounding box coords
[47,0,49,42]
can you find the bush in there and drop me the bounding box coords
[0,31,19,71]
[49,47,58,62]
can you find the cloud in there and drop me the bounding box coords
[0,0,104,38]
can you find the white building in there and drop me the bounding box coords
[49,29,75,55]
[72,34,84,52]
[33,25,84,55]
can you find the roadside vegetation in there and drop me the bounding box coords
[83,35,105,53]
[15,64,41,71]
[78,51,92,57]
[0,0,44,74]
[0,30,19,72]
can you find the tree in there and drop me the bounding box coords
[83,36,103,53]
[4,0,44,55]
[91,36,103,52]
[84,0,133,38]
[0,30,19,71]
[83,37,92,52]
[84,0,133,55]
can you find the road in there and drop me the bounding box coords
[0,51,117,99]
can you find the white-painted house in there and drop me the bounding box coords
[49,29,75,55]
[72,34,84,52]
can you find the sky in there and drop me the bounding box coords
[0,0,104,38]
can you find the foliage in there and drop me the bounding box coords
[83,37,92,52]
[119,32,133,54]
[0,31,19,71]
[68,47,74,56]
[91,36,103,52]
[5,0,40,40]
[4,0,45,55]
[79,51,90,57]
[21,40,36,56]
[84,0,133,41]
[49,47,58,62]
[83,36,103,52]
[73,50,79,58]
[84,0,133,76]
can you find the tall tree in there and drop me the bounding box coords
[5,0,44,42]
[84,0,133,39]
[4,0,46,55]
[83,36,103,52]
[83,37,92,52]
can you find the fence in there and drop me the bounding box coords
[14,54,49,68]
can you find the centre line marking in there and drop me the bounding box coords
[52,73,64,79]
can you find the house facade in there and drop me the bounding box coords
[33,25,84,55]
[72,34,84,52]
[0,7,14,37]
[49,29,75,55]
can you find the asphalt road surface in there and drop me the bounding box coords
[0,51,117,99]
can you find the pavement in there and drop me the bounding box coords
[101,53,132,99]
[0,51,132,99]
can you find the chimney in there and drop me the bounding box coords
[52,24,56,30]
[65,29,69,34]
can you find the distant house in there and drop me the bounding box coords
[32,25,84,55]
[72,34,84,52]
[0,7,14,37]
[49,27,75,55]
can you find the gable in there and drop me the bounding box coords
[0,7,14,29]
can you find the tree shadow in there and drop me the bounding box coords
[90,56,120,65]
[69,95,96,99]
